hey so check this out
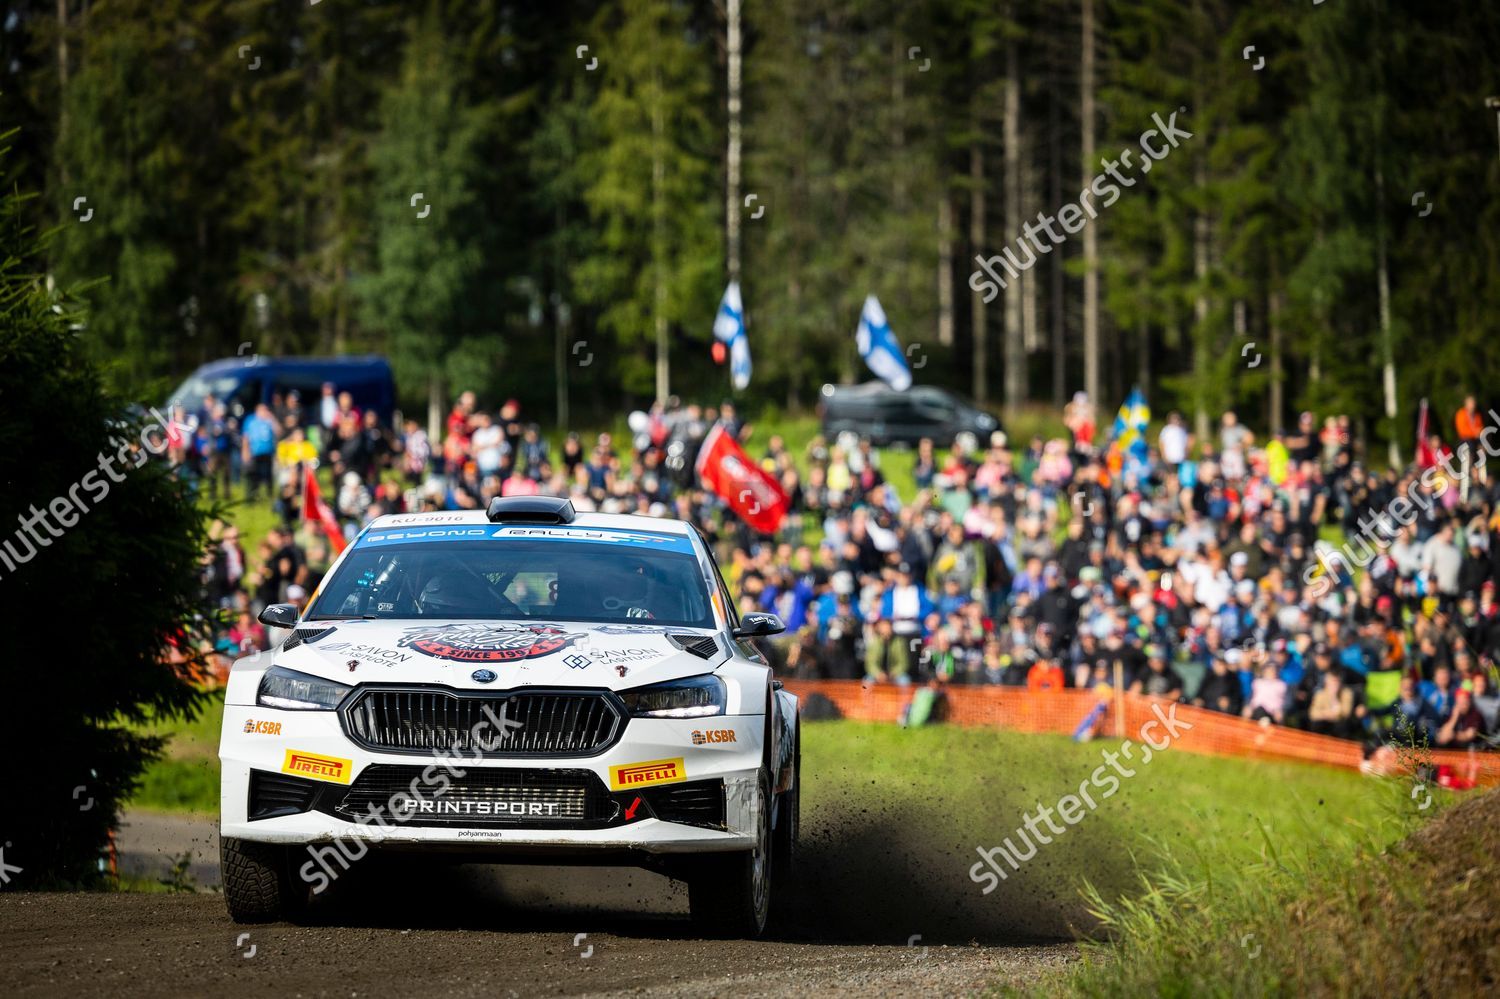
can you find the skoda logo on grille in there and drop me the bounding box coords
[471,669,497,684]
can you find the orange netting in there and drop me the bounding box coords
[783,680,1500,788]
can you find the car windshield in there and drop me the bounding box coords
[307,527,715,628]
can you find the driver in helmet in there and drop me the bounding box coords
[417,570,500,617]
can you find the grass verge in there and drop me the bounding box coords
[790,721,1398,943]
[126,692,223,815]
[1032,780,1493,996]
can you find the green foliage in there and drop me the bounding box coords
[6,0,1497,445]
[128,688,226,814]
[1040,781,1440,997]
[223,0,406,360]
[0,156,216,886]
[571,0,720,398]
[50,0,236,386]
[1098,0,1500,452]
[158,851,198,893]
[747,0,947,406]
[357,5,503,409]
[131,755,221,815]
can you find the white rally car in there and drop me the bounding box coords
[219,497,799,937]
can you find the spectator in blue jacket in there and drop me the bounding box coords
[760,564,815,633]
[878,562,936,641]
[1421,664,1457,724]
[1010,555,1047,601]
[241,403,278,500]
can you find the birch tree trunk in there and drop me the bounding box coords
[725,0,742,283]
[1003,40,1025,411]
[651,65,669,405]
[1080,0,1100,405]
[1192,158,1211,443]
[938,193,954,347]
[1375,165,1399,468]
[970,125,988,404]
[1049,83,1066,406]
[1269,287,1284,435]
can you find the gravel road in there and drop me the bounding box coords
[1,811,1080,997]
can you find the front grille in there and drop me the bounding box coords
[248,769,322,820]
[340,686,625,758]
[640,779,726,830]
[326,764,616,828]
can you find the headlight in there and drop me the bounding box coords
[620,674,727,718]
[256,666,353,711]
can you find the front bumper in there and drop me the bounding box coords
[219,703,764,855]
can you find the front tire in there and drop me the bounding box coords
[773,720,800,876]
[222,837,311,923]
[688,769,772,938]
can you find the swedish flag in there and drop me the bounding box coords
[1109,388,1152,476]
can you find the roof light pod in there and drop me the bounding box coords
[485,495,577,525]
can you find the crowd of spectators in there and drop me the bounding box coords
[181,382,1500,753]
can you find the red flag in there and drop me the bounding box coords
[302,465,347,554]
[695,425,789,535]
[1416,398,1436,469]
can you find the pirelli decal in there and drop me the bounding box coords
[281,749,354,784]
[609,757,687,791]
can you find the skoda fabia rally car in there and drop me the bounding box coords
[219,497,799,937]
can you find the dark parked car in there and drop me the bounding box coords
[819,382,1000,446]
[167,355,396,424]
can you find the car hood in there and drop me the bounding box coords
[269,619,727,692]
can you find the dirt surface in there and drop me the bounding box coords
[0,885,1075,998]
[0,809,1080,997]
[1279,785,1500,996]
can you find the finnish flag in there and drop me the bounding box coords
[855,294,912,391]
[713,281,751,391]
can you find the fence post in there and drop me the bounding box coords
[1113,662,1125,738]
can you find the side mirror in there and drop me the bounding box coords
[258,603,299,629]
[733,612,786,639]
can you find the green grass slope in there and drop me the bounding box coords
[785,721,1404,943]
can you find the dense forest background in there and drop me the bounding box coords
[2,0,1498,462]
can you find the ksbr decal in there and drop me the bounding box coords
[691,729,737,745]
[243,719,282,735]
[608,757,686,791]
[281,749,353,784]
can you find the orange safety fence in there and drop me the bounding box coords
[781,680,1500,788]
[168,650,233,689]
